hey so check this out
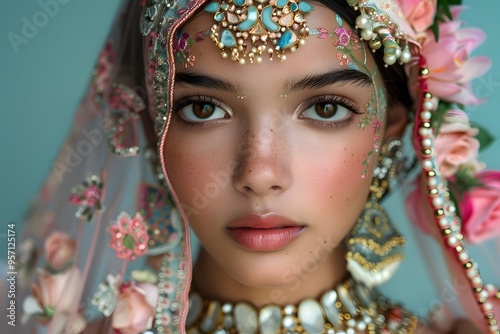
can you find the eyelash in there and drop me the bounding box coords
[171,94,364,129]
[297,95,364,129]
[172,95,228,128]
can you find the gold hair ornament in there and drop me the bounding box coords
[204,0,314,64]
[346,0,412,66]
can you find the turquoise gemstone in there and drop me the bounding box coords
[276,0,288,9]
[215,12,224,21]
[277,30,296,49]
[261,6,279,32]
[221,29,237,47]
[238,6,258,31]
[204,2,219,13]
[221,2,229,10]
[233,0,246,6]
[298,1,314,13]
[290,2,298,11]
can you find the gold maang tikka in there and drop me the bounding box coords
[204,0,314,64]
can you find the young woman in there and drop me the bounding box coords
[13,0,499,333]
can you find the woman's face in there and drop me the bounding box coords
[163,4,394,288]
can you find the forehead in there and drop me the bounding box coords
[176,3,379,80]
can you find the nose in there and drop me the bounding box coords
[232,124,291,197]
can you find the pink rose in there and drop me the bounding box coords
[111,283,158,334]
[460,171,500,244]
[398,0,437,34]
[422,6,491,105]
[31,266,82,315]
[44,231,76,271]
[434,109,481,178]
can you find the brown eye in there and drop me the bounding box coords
[315,102,337,118]
[192,102,215,119]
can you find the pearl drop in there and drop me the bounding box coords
[395,47,401,58]
[256,56,262,63]
[400,51,411,63]
[361,29,374,40]
[239,58,245,65]
[383,54,397,65]
[428,178,437,187]
[423,101,434,110]
[218,42,224,49]
[485,284,495,292]
[356,15,369,29]
[480,289,489,299]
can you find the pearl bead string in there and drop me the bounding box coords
[417,64,499,334]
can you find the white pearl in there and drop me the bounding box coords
[423,101,434,110]
[433,196,444,207]
[356,15,369,29]
[428,177,437,186]
[458,252,470,262]
[400,50,412,63]
[480,289,489,299]
[482,302,493,311]
[422,160,433,170]
[419,127,431,137]
[485,284,495,292]
[395,47,401,58]
[420,111,431,120]
[422,138,432,148]
[472,276,483,286]
[447,236,458,246]
[439,218,448,227]
[383,54,397,65]
[361,29,373,40]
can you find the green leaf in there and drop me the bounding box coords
[124,234,135,249]
[432,101,452,135]
[472,123,495,151]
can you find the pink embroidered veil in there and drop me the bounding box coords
[9,0,500,333]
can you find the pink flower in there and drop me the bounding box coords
[333,27,350,45]
[422,7,491,105]
[398,0,437,34]
[44,231,76,271]
[109,212,149,260]
[69,174,104,221]
[434,109,482,178]
[30,266,82,316]
[111,282,158,334]
[459,171,500,244]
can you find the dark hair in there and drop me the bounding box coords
[315,0,413,111]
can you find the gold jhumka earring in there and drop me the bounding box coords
[346,138,407,288]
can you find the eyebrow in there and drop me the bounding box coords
[283,68,372,94]
[175,71,240,94]
[175,68,372,95]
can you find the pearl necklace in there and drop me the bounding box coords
[186,276,417,334]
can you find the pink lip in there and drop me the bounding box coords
[226,213,305,251]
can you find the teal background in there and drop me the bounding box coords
[0,0,499,320]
